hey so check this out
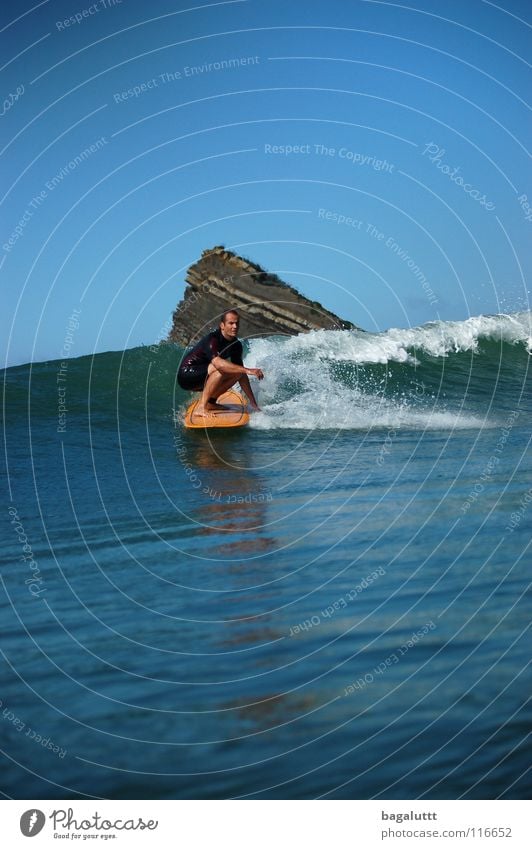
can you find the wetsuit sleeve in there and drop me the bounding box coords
[181,332,219,368]
[204,333,220,362]
[231,341,244,366]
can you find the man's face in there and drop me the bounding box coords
[221,313,239,339]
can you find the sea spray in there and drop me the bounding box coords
[245,312,531,431]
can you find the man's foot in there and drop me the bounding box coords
[195,402,227,416]
[194,406,215,417]
[204,398,230,411]
[208,397,231,409]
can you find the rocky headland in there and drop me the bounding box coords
[167,246,358,346]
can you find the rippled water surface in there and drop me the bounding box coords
[2,314,531,798]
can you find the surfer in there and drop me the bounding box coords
[177,310,264,415]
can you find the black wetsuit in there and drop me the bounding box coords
[177,329,244,390]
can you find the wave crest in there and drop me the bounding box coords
[245,311,530,430]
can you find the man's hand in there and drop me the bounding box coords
[249,402,261,412]
[247,368,264,380]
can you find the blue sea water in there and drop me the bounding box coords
[1,312,531,799]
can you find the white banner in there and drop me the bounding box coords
[1,799,529,848]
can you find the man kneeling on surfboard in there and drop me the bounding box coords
[177,309,264,415]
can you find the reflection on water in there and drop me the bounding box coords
[175,431,276,544]
[218,624,281,647]
[221,692,318,732]
[173,429,284,640]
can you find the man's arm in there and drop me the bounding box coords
[238,373,261,411]
[211,356,264,410]
[210,356,261,377]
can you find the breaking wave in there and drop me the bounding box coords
[245,312,531,430]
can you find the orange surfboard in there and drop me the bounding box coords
[183,388,250,429]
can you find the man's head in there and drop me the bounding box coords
[219,309,240,340]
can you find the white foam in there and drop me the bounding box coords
[249,387,483,431]
[244,312,528,431]
[248,311,532,367]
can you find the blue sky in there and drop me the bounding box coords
[1,0,530,366]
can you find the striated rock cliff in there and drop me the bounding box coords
[167,246,358,346]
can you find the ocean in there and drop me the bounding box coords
[1,311,531,799]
